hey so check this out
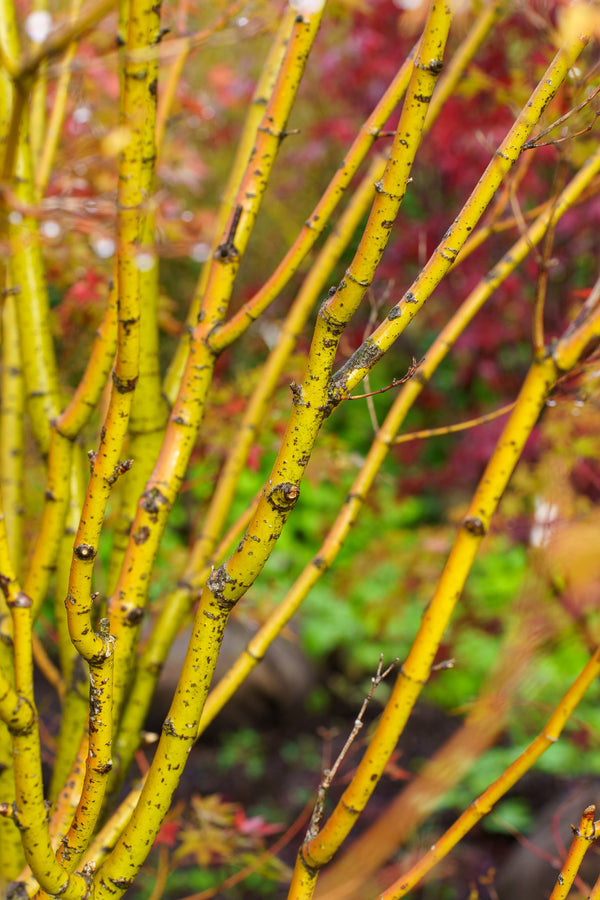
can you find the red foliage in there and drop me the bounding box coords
[56,268,107,337]
[154,820,182,849]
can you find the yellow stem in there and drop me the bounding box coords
[198,137,600,744]
[0,292,24,572]
[56,624,115,871]
[25,429,73,619]
[393,402,515,443]
[548,805,599,900]
[329,33,589,399]
[294,355,557,891]
[12,0,116,81]
[35,0,84,199]
[106,3,324,734]
[380,650,600,899]
[8,110,60,454]
[163,4,302,401]
[9,586,88,898]
[28,0,48,168]
[106,0,169,590]
[56,279,118,440]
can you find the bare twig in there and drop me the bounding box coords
[345,357,423,401]
[304,655,399,843]
[523,85,600,151]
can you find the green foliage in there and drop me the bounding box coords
[217,728,267,780]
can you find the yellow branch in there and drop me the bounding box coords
[0,293,24,572]
[25,429,73,619]
[10,0,116,81]
[549,805,599,900]
[35,0,84,199]
[93,6,452,893]
[8,583,88,898]
[163,3,298,400]
[107,0,169,589]
[380,649,600,899]
[49,448,89,803]
[8,118,60,453]
[56,280,118,440]
[0,478,73,896]
[56,623,115,871]
[328,32,589,400]
[106,4,324,736]
[211,50,415,355]
[28,0,48,168]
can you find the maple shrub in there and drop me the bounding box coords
[3,0,600,898]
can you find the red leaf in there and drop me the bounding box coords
[154,820,181,848]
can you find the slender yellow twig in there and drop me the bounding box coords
[548,805,599,900]
[106,4,324,734]
[328,33,590,400]
[35,0,84,199]
[163,4,305,401]
[393,402,515,444]
[197,139,600,752]
[379,650,600,899]
[0,293,24,572]
[10,0,116,81]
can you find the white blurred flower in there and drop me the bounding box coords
[92,237,116,259]
[190,242,211,263]
[530,499,559,548]
[135,252,155,272]
[24,11,53,43]
[41,220,61,239]
[289,0,325,16]
[73,106,92,125]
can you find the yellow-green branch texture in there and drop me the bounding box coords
[2,2,600,899]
